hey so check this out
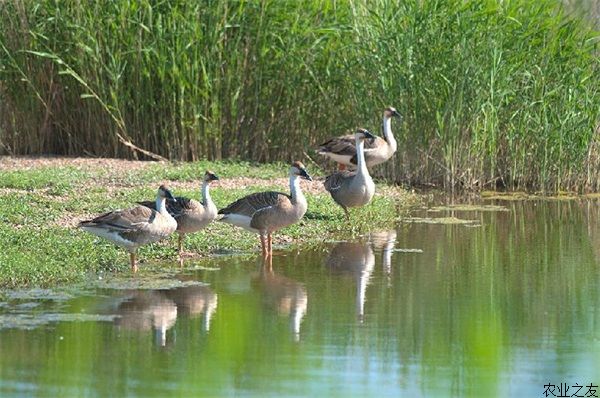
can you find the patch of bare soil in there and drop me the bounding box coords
[0,156,154,172]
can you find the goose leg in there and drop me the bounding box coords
[267,233,273,256]
[343,206,350,221]
[130,252,138,273]
[260,233,268,257]
[178,234,184,257]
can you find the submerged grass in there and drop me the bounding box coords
[0,158,419,289]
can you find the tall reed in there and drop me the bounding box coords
[0,0,598,192]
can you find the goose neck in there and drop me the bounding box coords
[156,196,168,215]
[382,116,397,151]
[354,136,368,175]
[289,174,304,204]
[201,181,212,207]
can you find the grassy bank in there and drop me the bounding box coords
[1,0,599,192]
[0,157,418,289]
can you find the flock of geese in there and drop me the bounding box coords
[79,107,402,271]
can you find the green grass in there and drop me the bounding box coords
[0,0,598,192]
[0,160,419,289]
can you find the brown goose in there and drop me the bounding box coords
[317,107,401,170]
[79,185,178,272]
[324,128,376,219]
[218,161,312,257]
[139,171,219,257]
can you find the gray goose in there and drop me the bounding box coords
[79,185,178,272]
[139,171,219,257]
[317,107,401,170]
[218,161,312,257]
[324,128,376,219]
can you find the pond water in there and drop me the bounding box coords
[1,200,600,397]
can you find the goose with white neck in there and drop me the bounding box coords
[139,171,220,257]
[317,107,401,170]
[218,161,312,257]
[79,185,178,272]
[324,128,376,219]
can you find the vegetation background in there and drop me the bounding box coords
[1,0,599,192]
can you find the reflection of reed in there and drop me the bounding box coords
[253,257,308,341]
[327,241,375,322]
[113,284,218,346]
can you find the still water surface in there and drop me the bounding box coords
[1,200,600,397]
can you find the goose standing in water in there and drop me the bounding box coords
[218,161,312,257]
[79,185,178,272]
[324,128,376,219]
[139,171,219,257]
[317,107,401,170]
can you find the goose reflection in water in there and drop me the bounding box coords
[252,257,308,342]
[369,230,397,276]
[113,284,218,346]
[327,241,375,323]
[167,285,218,332]
[113,291,178,347]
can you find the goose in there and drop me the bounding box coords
[324,128,376,219]
[79,185,178,272]
[317,107,401,170]
[139,171,219,257]
[218,161,312,257]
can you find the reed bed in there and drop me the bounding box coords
[1,0,598,192]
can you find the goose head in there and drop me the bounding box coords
[384,106,401,119]
[290,161,312,181]
[203,170,220,183]
[158,185,176,201]
[355,128,376,141]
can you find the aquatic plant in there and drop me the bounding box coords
[0,0,598,192]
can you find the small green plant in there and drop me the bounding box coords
[0,160,419,288]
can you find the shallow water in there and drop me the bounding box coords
[1,200,600,397]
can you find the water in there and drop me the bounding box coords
[1,200,600,397]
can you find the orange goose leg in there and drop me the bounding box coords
[130,252,138,273]
[260,234,268,257]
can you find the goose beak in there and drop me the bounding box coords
[299,169,313,181]
[392,110,402,118]
[211,174,220,181]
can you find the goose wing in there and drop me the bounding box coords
[219,191,290,218]
[79,205,157,232]
[324,170,356,192]
[319,134,381,160]
[317,134,356,156]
